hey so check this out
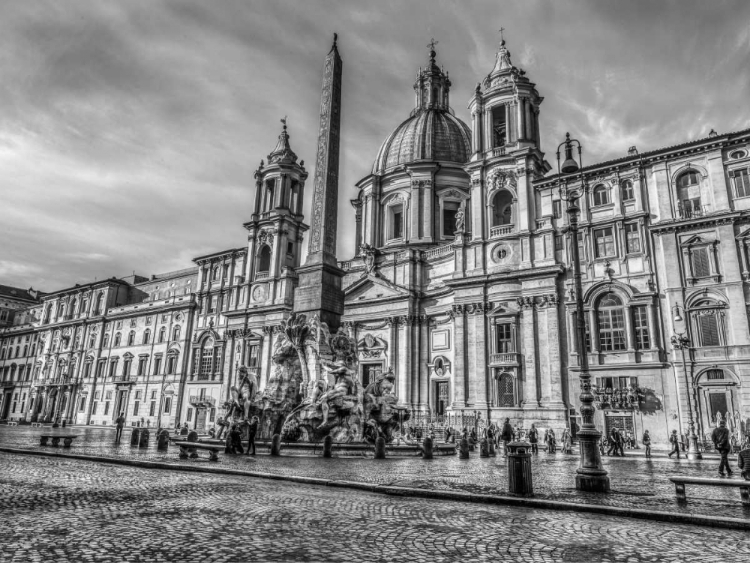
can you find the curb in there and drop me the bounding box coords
[2,446,748,531]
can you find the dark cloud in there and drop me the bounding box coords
[1,0,749,290]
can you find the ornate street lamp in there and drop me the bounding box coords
[670,303,702,460]
[557,133,610,493]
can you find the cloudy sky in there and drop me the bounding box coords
[1,0,749,291]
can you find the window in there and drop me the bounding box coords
[621,180,634,202]
[173,325,181,342]
[158,327,166,343]
[555,235,563,251]
[104,401,110,415]
[209,296,218,313]
[102,334,110,348]
[123,359,132,377]
[108,360,118,378]
[633,306,650,350]
[149,401,156,416]
[677,171,702,217]
[625,223,641,254]
[210,408,216,422]
[257,246,271,275]
[92,401,98,415]
[594,227,615,258]
[706,369,724,380]
[186,407,193,421]
[597,293,627,352]
[491,105,506,147]
[212,267,219,281]
[127,331,135,346]
[287,242,294,255]
[731,150,747,160]
[733,169,750,198]
[592,184,610,206]
[83,362,92,379]
[491,191,513,226]
[442,201,459,236]
[79,397,86,412]
[200,343,214,374]
[691,247,711,278]
[163,397,172,414]
[137,357,147,376]
[96,360,106,379]
[153,357,162,376]
[167,354,177,375]
[496,324,513,353]
[143,330,151,345]
[151,390,156,400]
[133,401,139,416]
[114,333,121,347]
[680,171,699,187]
[390,205,404,239]
[577,232,586,262]
[552,199,562,219]
[698,314,721,346]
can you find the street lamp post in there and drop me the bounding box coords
[557,133,610,493]
[670,303,702,460]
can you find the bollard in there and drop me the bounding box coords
[422,437,433,460]
[323,435,332,458]
[157,429,170,450]
[130,428,140,446]
[480,438,489,458]
[271,434,281,456]
[459,438,470,459]
[507,441,534,497]
[489,440,496,457]
[374,437,386,459]
[139,428,150,448]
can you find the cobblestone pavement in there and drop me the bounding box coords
[2,425,749,521]
[1,453,749,563]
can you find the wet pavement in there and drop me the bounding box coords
[1,425,749,521]
[3,452,749,562]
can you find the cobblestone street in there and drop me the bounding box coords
[2,426,749,520]
[1,452,749,562]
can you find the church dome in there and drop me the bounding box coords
[372,109,471,174]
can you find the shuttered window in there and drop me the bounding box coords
[692,247,711,278]
[698,314,721,346]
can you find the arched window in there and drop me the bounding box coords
[103,334,110,348]
[143,329,151,345]
[593,184,610,206]
[114,333,121,347]
[691,299,725,347]
[597,293,626,352]
[158,327,166,343]
[172,325,181,342]
[200,338,214,374]
[257,246,271,276]
[621,180,634,202]
[677,170,702,217]
[497,373,514,407]
[491,191,513,226]
[127,331,135,346]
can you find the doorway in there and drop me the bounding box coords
[196,408,207,432]
[360,362,383,390]
[432,380,449,416]
[1,392,11,419]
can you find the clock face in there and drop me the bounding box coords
[252,285,266,302]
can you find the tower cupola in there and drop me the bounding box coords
[413,40,452,115]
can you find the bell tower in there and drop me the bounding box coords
[244,119,309,306]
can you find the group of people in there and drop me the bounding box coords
[432,419,573,455]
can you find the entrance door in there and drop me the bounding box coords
[604,413,634,437]
[196,408,207,432]
[114,390,128,421]
[433,381,449,416]
[1,393,11,419]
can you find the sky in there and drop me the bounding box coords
[1,0,749,292]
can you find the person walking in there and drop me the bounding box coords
[668,429,681,459]
[712,419,733,477]
[115,413,125,442]
[528,424,539,454]
[607,428,619,457]
[642,430,652,458]
[546,429,557,454]
[500,418,514,454]
[245,416,259,456]
[561,427,573,454]
[616,429,625,457]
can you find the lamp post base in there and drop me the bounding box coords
[576,473,611,493]
[687,431,702,460]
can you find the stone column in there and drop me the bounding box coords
[473,305,488,408]
[624,305,635,352]
[397,316,411,408]
[546,294,564,407]
[419,317,429,411]
[471,110,480,153]
[466,306,478,406]
[538,299,551,406]
[588,309,599,354]
[452,306,466,408]
[505,103,512,144]
[517,99,525,140]
[525,99,533,143]
[520,297,538,408]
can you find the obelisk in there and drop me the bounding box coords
[294,34,345,331]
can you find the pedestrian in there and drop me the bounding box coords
[486,424,495,447]
[444,426,451,443]
[668,429,681,459]
[547,429,557,453]
[500,418,514,454]
[616,429,625,457]
[561,427,572,454]
[607,428,619,457]
[712,419,733,477]
[245,416,259,455]
[226,424,244,455]
[642,430,652,458]
[115,412,125,442]
[738,444,750,480]
[469,426,478,445]
[528,423,539,454]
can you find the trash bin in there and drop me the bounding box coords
[507,441,533,497]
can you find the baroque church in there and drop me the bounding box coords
[2,35,750,447]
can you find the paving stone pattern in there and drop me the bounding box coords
[1,426,749,520]
[1,452,750,563]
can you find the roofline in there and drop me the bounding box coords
[41,278,131,299]
[192,247,247,263]
[535,126,750,187]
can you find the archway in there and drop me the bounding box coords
[491,191,513,226]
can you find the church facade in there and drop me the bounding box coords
[2,37,750,446]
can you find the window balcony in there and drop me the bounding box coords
[189,395,216,407]
[490,224,514,238]
[677,204,710,219]
[255,271,269,280]
[489,352,519,366]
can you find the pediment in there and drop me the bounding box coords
[487,301,520,317]
[344,274,411,302]
[737,227,750,240]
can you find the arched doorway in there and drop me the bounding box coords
[696,368,742,440]
[495,371,515,407]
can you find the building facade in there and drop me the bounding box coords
[2,37,749,445]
